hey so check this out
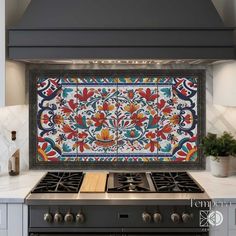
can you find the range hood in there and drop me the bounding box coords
[8,0,235,60]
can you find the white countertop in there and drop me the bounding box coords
[0,171,45,203]
[190,171,236,203]
[0,171,235,204]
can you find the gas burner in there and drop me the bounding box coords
[107,172,155,193]
[117,173,143,184]
[151,172,204,193]
[31,172,84,193]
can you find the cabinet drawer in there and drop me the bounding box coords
[229,205,236,230]
[0,204,7,229]
[229,230,236,236]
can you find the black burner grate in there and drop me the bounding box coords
[31,172,84,193]
[151,172,204,193]
[107,172,153,193]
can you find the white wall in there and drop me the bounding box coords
[4,0,30,106]
[6,0,31,28]
[212,0,236,26]
[0,0,5,107]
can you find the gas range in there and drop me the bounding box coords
[27,172,210,236]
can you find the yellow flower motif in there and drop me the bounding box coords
[96,128,114,141]
[98,102,115,111]
[124,103,140,113]
[95,129,115,147]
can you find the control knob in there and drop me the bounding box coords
[153,212,162,223]
[142,212,152,223]
[182,213,192,223]
[43,213,53,223]
[64,212,74,223]
[76,212,85,223]
[171,213,181,224]
[54,212,63,223]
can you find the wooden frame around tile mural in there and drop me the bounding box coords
[29,69,206,170]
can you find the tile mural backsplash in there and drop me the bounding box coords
[1,65,236,173]
[36,72,200,163]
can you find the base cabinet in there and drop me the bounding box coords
[0,203,27,236]
[209,203,236,236]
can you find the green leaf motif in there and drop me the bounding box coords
[62,143,72,152]
[161,88,171,98]
[161,143,172,153]
[62,88,73,98]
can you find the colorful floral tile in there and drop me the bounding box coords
[77,84,118,119]
[117,118,158,158]
[37,77,78,120]
[157,77,175,85]
[117,86,158,120]
[37,119,78,161]
[116,76,158,84]
[36,75,200,163]
[157,77,198,121]
[75,117,118,156]
[157,117,198,161]
[78,76,117,84]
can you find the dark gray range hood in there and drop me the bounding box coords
[8,0,235,60]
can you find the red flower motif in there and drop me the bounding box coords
[98,102,115,112]
[139,88,158,102]
[131,113,147,127]
[157,124,172,139]
[75,88,94,102]
[92,113,107,127]
[146,131,156,139]
[150,114,160,126]
[184,114,192,124]
[158,99,172,115]
[128,90,135,99]
[75,141,90,153]
[61,99,78,116]
[53,115,64,125]
[75,114,84,126]
[78,132,88,139]
[62,124,77,139]
[145,132,159,152]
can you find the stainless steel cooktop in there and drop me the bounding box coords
[27,171,209,205]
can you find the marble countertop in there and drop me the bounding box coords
[0,171,45,203]
[190,171,236,203]
[0,171,235,204]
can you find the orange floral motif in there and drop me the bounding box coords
[130,113,147,127]
[145,132,159,152]
[53,115,64,125]
[62,124,78,139]
[127,90,135,99]
[91,113,107,127]
[75,141,90,153]
[138,88,158,102]
[98,102,115,111]
[95,129,115,147]
[170,114,180,125]
[157,124,172,139]
[124,103,140,114]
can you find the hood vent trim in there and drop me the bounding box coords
[8,0,235,60]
